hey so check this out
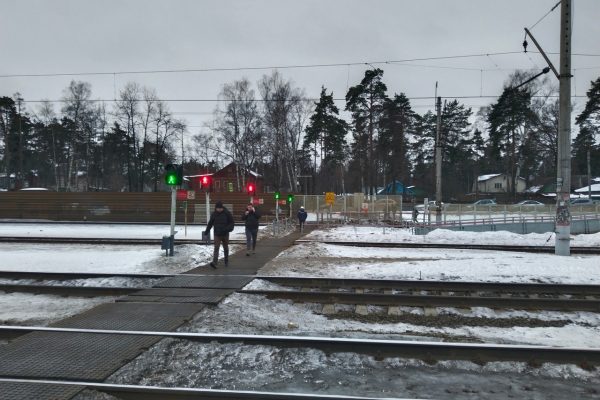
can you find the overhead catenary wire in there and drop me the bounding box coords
[17,94,587,104]
[529,1,562,30]
[1,51,599,79]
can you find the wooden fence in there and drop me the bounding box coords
[0,192,284,223]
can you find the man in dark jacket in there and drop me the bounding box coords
[204,201,234,268]
[297,206,308,232]
[241,203,261,256]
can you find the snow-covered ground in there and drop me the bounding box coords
[72,229,600,399]
[0,222,253,241]
[262,242,600,284]
[306,225,600,247]
[0,243,236,326]
[3,225,600,398]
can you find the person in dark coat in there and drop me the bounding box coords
[297,206,308,232]
[241,203,261,256]
[204,201,234,268]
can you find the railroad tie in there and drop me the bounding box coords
[321,288,337,315]
[354,288,368,315]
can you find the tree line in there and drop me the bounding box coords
[1,70,599,197]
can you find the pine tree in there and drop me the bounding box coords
[303,87,348,192]
[378,93,417,193]
[487,87,534,198]
[574,77,600,177]
[345,69,388,194]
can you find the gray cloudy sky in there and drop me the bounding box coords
[1,0,599,134]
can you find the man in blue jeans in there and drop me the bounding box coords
[241,203,261,256]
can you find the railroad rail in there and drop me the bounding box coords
[240,289,600,312]
[0,270,173,280]
[256,276,600,296]
[0,284,140,297]
[0,378,401,400]
[1,326,599,366]
[241,276,600,312]
[295,240,600,254]
[0,236,246,245]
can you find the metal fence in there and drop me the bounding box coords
[296,194,600,226]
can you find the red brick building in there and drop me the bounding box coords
[185,162,263,194]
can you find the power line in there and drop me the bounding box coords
[4,51,591,79]
[19,94,587,104]
[529,1,561,30]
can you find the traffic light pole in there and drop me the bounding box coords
[169,186,176,256]
[435,94,443,224]
[205,191,210,224]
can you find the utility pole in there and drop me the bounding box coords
[555,0,572,256]
[435,83,443,224]
[588,149,592,199]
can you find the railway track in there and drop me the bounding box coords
[240,276,600,312]
[1,325,599,367]
[2,274,600,312]
[3,236,600,254]
[0,236,246,245]
[0,378,405,400]
[295,240,600,254]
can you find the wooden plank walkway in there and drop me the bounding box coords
[0,228,309,400]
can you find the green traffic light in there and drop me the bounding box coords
[287,194,294,203]
[274,191,280,200]
[166,174,177,185]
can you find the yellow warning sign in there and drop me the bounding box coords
[325,192,335,205]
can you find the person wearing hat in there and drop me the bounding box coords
[204,201,234,268]
[241,203,261,256]
[297,206,308,232]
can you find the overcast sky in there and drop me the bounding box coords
[1,0,599,137]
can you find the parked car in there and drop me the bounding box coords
[569,198,598,206]
[514,200,544,206]
[472,199,497,206]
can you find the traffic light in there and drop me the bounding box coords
[247,183,256,196]
[274,191,280,200]
[287,194,294,203]
[199,175,211,191]
[164,164,183,186]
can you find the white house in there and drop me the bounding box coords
[474,173,527,193]
[574,177,600,199]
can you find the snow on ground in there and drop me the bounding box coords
[0,242,239,325]
[305,225,600,247]
[84,291,600,400]
[0,292,113,326]
[263,242,600,284]
[0,224,600,400]
[0,222,255,241]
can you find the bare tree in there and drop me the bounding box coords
[61,81,93,191]
[115,82,141,191]
[258,71,308,191]
[211,78,263,189]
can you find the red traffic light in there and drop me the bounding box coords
[199,175,211,191]
[247,183,255,195]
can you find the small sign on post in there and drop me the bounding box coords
[187,190,195,200]
[325,192,335,206]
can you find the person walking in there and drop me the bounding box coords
[297,206,308,232]
[204,201,234,268]
[241,203,261,256]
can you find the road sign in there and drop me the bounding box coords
[278,200,287,205]
[258,198,264,205]
[325,192,335,205]
[187,190,195,200]
[176,189,187,201]
[361,202,369,212]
